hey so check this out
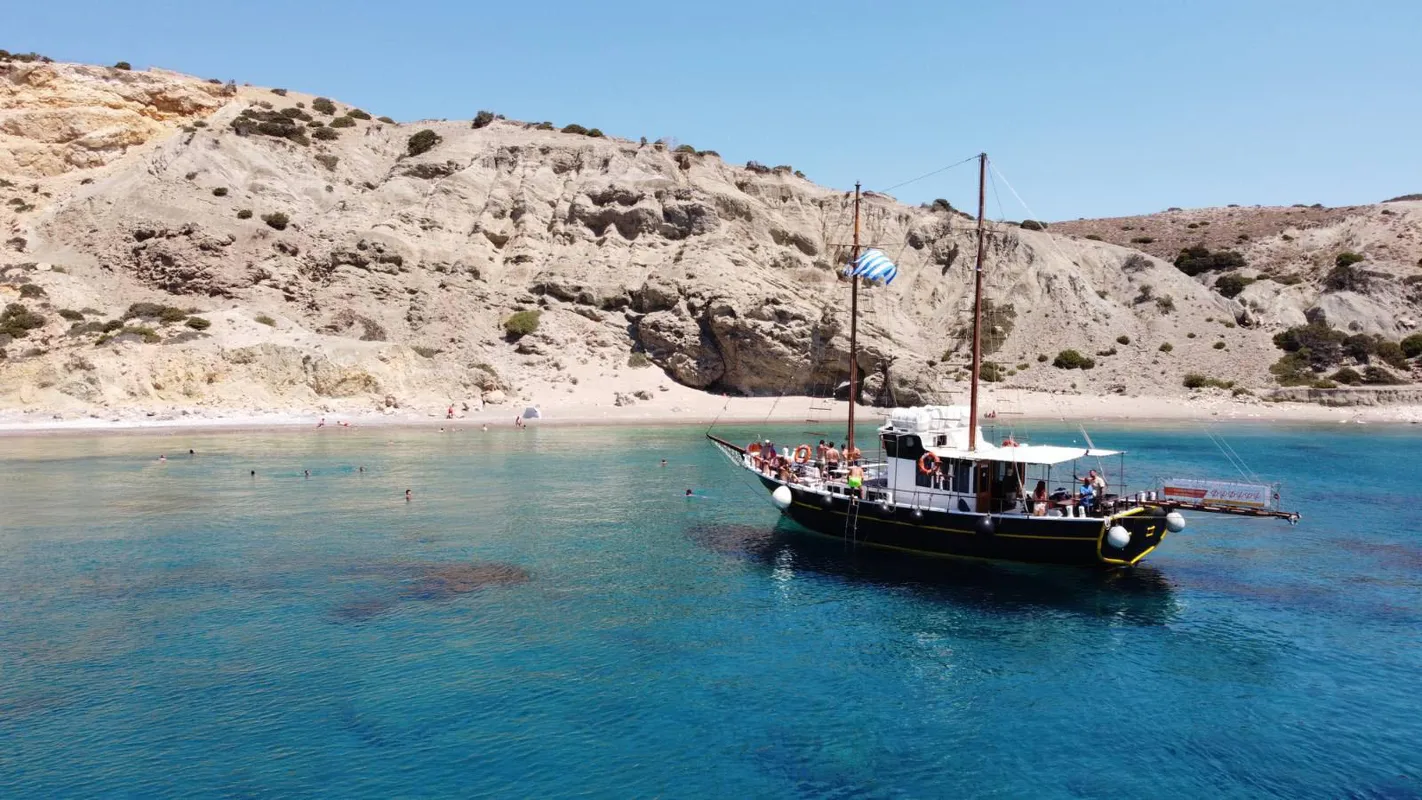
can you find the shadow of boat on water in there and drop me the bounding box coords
[687,520,1181,625]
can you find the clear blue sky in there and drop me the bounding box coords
[10,0,1420,219]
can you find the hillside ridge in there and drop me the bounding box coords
[2,56,1420,423]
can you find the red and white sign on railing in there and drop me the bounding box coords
[1160,478,1274,509]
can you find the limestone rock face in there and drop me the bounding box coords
[1,58,1420,417]
[0,62,227,175]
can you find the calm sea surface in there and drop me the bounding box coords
[1,421,1419,798]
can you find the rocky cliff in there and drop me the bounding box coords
[2,57,1419,419]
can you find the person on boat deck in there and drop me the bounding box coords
[1089,469,1107,494]
[1002,465,1021,506]
[1077,477,1096,512]
[846,463,865,498]
[757,439,774,473]
[825,442,842,470]
[1032,480,1049,516]
[845,443,862,465]
[778,458,795,483]
[816,439,827,465]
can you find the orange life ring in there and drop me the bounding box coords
[918,452,940,475]
[747,442,762,456]
[793,445,812,464]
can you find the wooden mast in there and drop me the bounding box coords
[968,153,987,451]
[847,182,862,453]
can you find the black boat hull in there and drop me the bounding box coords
[761,477,1168,567]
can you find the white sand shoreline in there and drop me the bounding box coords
[2,390,1418,437]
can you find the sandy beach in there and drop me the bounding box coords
[3,384,1418,437]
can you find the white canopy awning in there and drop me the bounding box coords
[927,444,1121,466]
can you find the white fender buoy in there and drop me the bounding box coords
[1107,525,1130,549]
[1165,511,1186,532]
[771,485,793,510]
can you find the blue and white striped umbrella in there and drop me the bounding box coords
[844,248,899,284]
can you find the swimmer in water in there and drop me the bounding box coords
[188,449,195,456]
[304,469,310,479]
[685,488,693,497]
[358,466,365,473]
[405,489,412,502]
[661,459,667,467]
[250,470,255,477]
[158,455,166,462]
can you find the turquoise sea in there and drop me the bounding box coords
[0,421,1419,798]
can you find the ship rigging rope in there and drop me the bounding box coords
[880,154,981,194]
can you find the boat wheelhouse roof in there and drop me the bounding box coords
[925,443,1122,466]
[879,405,1122,465]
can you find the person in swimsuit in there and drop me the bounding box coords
[847,463,865,498]
[1032,480,1049,516]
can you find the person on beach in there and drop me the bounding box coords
[405,489,412,502]
[481,424,488,432]
[447,405,455,420]
[317,418,325,428]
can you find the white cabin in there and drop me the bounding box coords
[877,405,1120,514]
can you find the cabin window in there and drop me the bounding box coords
[954,459,972,492]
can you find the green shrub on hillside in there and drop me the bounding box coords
[0,303,46,338]
[1116,334,1130,345]
[312,126,339,141]
[1183,373,1234,390]
[312,97,337,115]
[1159,342,1173,352]
[1214,273,1254,298]
[561,123,589,135]
[980,361,1006,382]
[347,109,371,120]
[113,61,131,70]
[503,310,541,338]
[18,284,45,299]
[472,110,495,129]
[329,115,356,129]
[1363,366,1405,385]
[58,308,84,321]
[1401,333,1422,359]
[1052,349,1095,370]
[185,316,211,330]
[261,212,289,230]
[1174,246,1247,276]
[1330,367,1363,385]
[1019,219,1046,231]
[237,209,252,219]
[407,129,441,156]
